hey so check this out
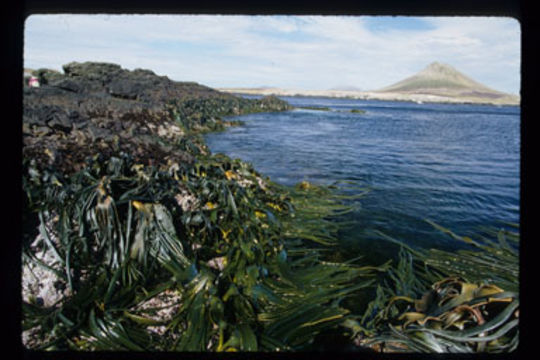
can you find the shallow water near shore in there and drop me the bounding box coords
[205,96,520,262]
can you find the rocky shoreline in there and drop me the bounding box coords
[22,62,301,349]
[23,62,380,351]
[23,62,291,175]
[22,62,519,352]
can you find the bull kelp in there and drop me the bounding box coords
[22,153,388,351]
[22,62,519,352]
[355,224,519,352]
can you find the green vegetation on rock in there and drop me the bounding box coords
[22,151,385,351]
[299,106,331,111]
[350,109,366,114]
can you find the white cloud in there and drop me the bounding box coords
[23,15,520,94]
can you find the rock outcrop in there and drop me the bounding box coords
[23,62,292,175]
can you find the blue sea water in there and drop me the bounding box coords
[205,96,520,260]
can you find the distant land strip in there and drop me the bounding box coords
[217,88,519,106]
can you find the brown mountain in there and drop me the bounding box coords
[376,62,519,105]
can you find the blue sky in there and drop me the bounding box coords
[24,15,520,94]
[363,16,437,32]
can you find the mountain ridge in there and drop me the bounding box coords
[376,62,517,102]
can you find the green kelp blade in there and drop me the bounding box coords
[259,332,290,351]
[496,229,513,252]
[227,189,239,217]
[420,318,519,344]
[174,292,213,351]
[263,304,348,348]
[103,266,123,306]
[37,212,65,265]
[123,311,166,326]
[237,324,258,351]
[87,309,146,351]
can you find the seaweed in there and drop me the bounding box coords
[356,222,519,353]
[22,151,387,351]
[21,62,519,352]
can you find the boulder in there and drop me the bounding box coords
[63,61,122,80]
[107,78,144,100]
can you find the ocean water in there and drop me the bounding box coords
[205,96,520,260]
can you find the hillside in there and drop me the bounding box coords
[376,62,519,104]
[219,62,519,106]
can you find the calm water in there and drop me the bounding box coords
[205,96,520,259]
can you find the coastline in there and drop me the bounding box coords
[218,87,520,106]
[22,62,371,351]
[22,62,520,352]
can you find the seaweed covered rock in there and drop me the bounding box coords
[23,86,191,174]
[24,62,393,353]
[23,61,293,175]
[21,65,372,350]
[256,95,291,111]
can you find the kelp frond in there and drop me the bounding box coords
[357,221,519,353]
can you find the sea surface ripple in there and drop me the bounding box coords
[205,96,520,260]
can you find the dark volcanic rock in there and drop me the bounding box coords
[23,61,292,175]
[108,79,144,99]
[63,61,123,80]
[50,78,83,93]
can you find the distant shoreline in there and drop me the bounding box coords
[218,88,520,106]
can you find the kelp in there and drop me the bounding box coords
[167,95,291,134]
[22,151,387,351]
[356,222,519,353]
[298,106,331,111]
[278,181,365,248]
[423,220,519,293]
[22,149,519,352]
